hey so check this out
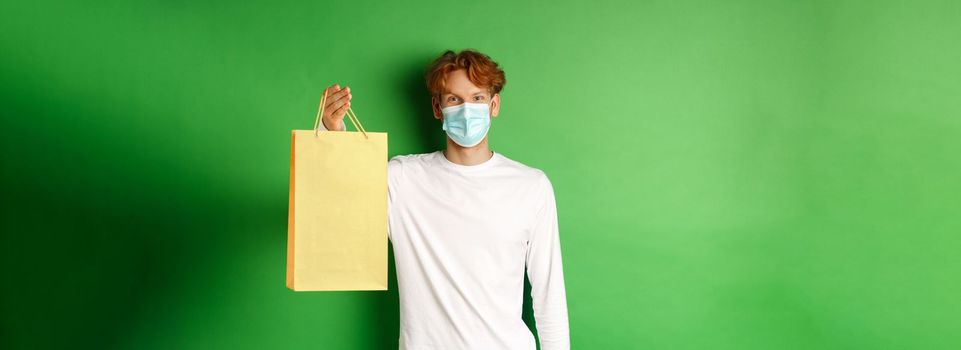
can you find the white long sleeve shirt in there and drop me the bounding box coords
[387,150,569,350]
[321,116,570,350]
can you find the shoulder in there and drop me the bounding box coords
[389,152,437,168]
[388,151,439,179]
[496,152,553,189]
[496,154,558,219]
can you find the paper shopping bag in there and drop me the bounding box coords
[286,129,388,291]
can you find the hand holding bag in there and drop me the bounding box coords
[286,91,388,291]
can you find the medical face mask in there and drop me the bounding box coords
[441,102,491,148]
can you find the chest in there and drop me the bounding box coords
[391,168,541,248]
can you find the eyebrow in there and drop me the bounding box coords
[444,91,489,97]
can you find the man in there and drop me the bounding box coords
[318,49,570,350]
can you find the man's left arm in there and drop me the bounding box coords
[525,173,570,350]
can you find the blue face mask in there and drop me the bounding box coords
[441,102,491,147]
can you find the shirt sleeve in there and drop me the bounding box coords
[317,117,346,131]
[386,157,403,241]
[525,173,570,350]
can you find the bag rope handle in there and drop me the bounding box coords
[313,89,368,139]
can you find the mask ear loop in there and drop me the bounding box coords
[313,89,369,139]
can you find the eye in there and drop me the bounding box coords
[447,96,459,102]
[474,96,484,101]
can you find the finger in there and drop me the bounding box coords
[325,97,350,120]
[325,86,351,108]
[331,100,350,120]
[325,93,352,117]
[324,83,341,96]
[322,85,339,102]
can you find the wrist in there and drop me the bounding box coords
[323,118,345,131]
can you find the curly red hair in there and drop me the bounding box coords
[425,49,506,98]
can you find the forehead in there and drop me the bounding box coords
[442,69,489,96]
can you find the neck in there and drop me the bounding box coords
[443,138,493,166]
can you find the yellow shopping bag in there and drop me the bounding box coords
[286,93,388,291]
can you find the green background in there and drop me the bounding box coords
[2,0,959,349]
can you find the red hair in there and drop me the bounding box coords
[425,49,506,98]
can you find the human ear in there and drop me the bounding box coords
[490,93,501,118]
[432,96,442,119]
